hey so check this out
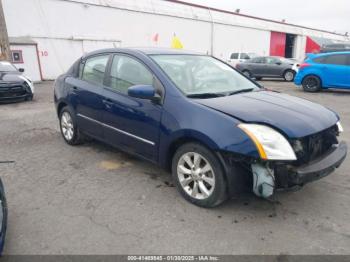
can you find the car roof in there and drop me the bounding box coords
[253,56,283,59]
[309,51,350,58]
[82,47,204,59]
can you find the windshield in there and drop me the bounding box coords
[151,55,259,96]
[0,61,17,72]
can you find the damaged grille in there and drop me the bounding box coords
[291,125,339,165]
[0,84,27,98]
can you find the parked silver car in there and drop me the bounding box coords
[236,56,300,81]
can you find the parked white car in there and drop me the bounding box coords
[227,52,259,67]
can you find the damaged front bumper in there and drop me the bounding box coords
[219,141,347,199]
[275,141,347,190]
[248,141,347,198]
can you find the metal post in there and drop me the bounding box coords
[208,7,214,56]
[0,0,10,61]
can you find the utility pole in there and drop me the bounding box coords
[0,0,10,61]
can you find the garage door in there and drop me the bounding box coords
[270,32,286,57]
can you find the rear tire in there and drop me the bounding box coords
[172,143,227,208]
[283,70,295,81]
[59,106,83,145]
[302,75,321,92]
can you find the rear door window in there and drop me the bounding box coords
[323,54,348,65]
[82,55,110,85]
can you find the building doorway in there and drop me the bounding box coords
[285,34,296,58]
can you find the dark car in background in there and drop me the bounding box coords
[295,52,350,92]
[320,43,350,53]
[0,61,34,103]
[54,48,346,207]
[236,56,299,81]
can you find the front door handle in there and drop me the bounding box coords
[103,99,113,109]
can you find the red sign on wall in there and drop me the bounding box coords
[305,37,320,53]
[270,32,286,57]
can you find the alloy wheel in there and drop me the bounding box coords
[61,112,74,141]
[284,71,294,81]
[305,77,318,89]
[177,152,215,200]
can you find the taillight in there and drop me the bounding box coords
[299,63,310,70]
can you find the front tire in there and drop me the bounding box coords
[283,70,295,81]
[302,75,321,92]
[59,106,83,145]
[172,143,227,208]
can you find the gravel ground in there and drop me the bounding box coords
[0,80,349,255]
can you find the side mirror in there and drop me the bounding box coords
[275,62,282,65]
[19,68,25,73]
[128,85,160,102]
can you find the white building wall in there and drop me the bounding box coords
[10,44,42,82]
[293,35,307,60]
[3,0,350,79]
[213,24,270,59]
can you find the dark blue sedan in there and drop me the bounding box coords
[54,48,347,207]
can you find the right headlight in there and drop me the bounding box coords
[238,123,297,161]
[337,121,344,133]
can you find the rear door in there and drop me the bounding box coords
[321,54,350,88]
[67,54,110,138]
[102,54,163,161]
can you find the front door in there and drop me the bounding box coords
[264,57,283,77]
[102,54,163,161]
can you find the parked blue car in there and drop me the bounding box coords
[54,48,347,207]
[295,52,350,92]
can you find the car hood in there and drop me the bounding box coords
[195,90,338,138]
[0,72,25,85]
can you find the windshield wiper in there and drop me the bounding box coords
[227,88,254,96]
[186,93,226,98]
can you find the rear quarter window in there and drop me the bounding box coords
[230,53,239,59]
[313,57,325,63]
